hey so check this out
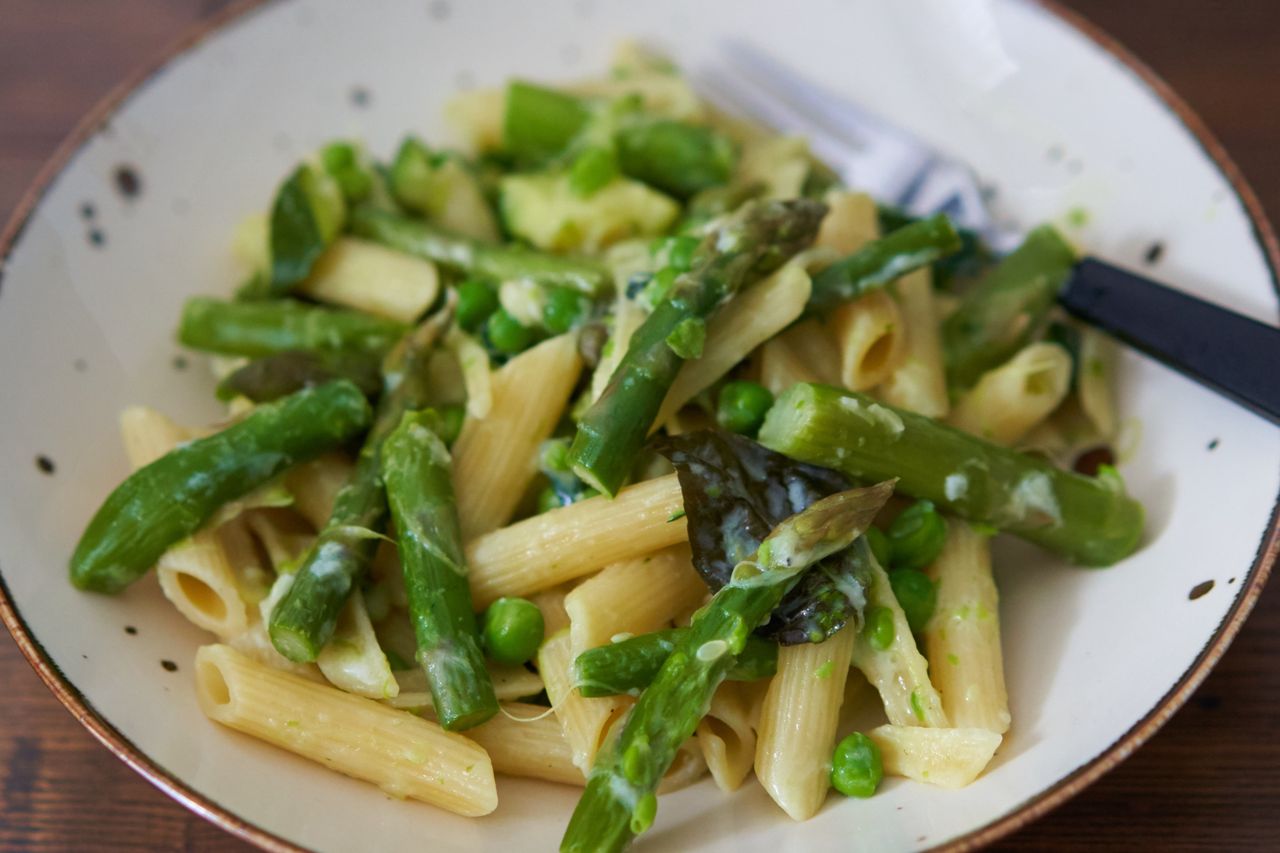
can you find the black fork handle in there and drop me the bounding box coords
[1060,258,1280,426]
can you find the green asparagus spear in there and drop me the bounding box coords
[268,305,454,663]
[561,482,893,852]
[503,80,592,164]
[808,213,963,311]
[569,199,827,496]
[349,206,608,294]
[217,350,383,403]
[70,381,372,594]
[381,410,498,730]
[178,297,406,359]
[614,119,735,199]
[573,629,778,698]
[269,163,347,294]
[758,383,1144,566]
[942,225,1077,390]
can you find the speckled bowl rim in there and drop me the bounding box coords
[1,1,1276,850]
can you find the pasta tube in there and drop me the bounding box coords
[831,289,907,391]
[867,724,1002,789]
[879,268,950,418]
[297,236,439,323]
[195,644,496,815]
[466,702,584,786]
[696,681,761,792]
[949,342,1072,445]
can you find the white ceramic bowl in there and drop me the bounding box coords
[2,1,1277,850]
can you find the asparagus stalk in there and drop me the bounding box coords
[70,381,372,594]
[269,163,347,293]
[569,199,827,496]
[614,119,735,199]
[503,80,591,164]
[560,481,892,851]
[758,383,1144,566]
[573,629,778,698]
[179,297,406,359]
[217,350,383,403]
[942,225,1077,390]
[381,410,498,730]
[268,305,454,663]
[808,213,963,311]
[350,207,608,294]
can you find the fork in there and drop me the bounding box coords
[699,42,1280,426]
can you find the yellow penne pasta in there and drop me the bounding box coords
[445,88,505,152]
[315,589,398,699]
[283,452,354,530]
[538,629,632,776]
[589,294,647,404]
[1077,327,1119,440]
[656,264,812,427]
[565,543,706,654]
[851,560,948,728]
[815,191,878,255]
[297,236,439,323]
[867,724,1002,789]
[831,289,907,391]
[949,342,1072,445]
[879,268,950,418]
[119,407,250,640]
[754,626,855,819]
[924,522,1010,733]
[465,474,687,608]
[697,681,762,792]
[195,644,496,815]
[453,333,583,539]
[465,702,583,786]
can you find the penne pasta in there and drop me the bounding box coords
[924,522,1010,733]
[315,589,399,699]
[831,289,907,392]
[589,293,647,405]
[283,452,354,531]
[656,264,812,428]
[1077,327,1119,441]
[754,626,855,820]
[227,616,325,681]
[453,332,583,539]
[120,406,250,640]
[297,236,439,323]
[195,644,496,815]
[465,474,687,608]
[445,87,505,152]
[815,191,878,255]
[949,342,1072,445]
[851,559,948,728]
[538,629,632,776]
[867,724,1002,789]
[564,543,707,654]
[879,268,950,418]
[696,681,761,792]
[465,702,584,786]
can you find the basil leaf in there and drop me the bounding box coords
[654,430,878,644]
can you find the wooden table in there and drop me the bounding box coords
[2,1,1277,849]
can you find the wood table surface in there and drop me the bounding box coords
[2,1,1278,849]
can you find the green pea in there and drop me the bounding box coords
[889,569,937,635]
[830,732,883,798]
[436,403,466,447]
[455,279,499,332]
[543,286,589,335]
[886,499,947,570]
[569,145,618,197]
[486,308,538,355]
[481,597,545,666]
[319,141,372,202]
[864,527,892,569]
[716,380,775,436]
[538,437,573,475]
[862,604,895,651]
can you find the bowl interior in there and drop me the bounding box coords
[1,0,1276,850]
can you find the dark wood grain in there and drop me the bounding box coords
[1,1,1278,850]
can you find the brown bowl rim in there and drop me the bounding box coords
[0,1,1276,850]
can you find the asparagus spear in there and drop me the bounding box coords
[268,304,454,663]
[758,383,1144,566]
[573,629,778,698]
[569,199,827,496]
[179,297,406,359]
[942,225,1077,390]
[70,381,372,594]
[217,350,383,403]
[503,81,591,164]
[269,163,347,294]
[561,481,893,852]
[381,410,498,730]
[349,207,608,294]
[808,213,963,311]
[614,119,735,199]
